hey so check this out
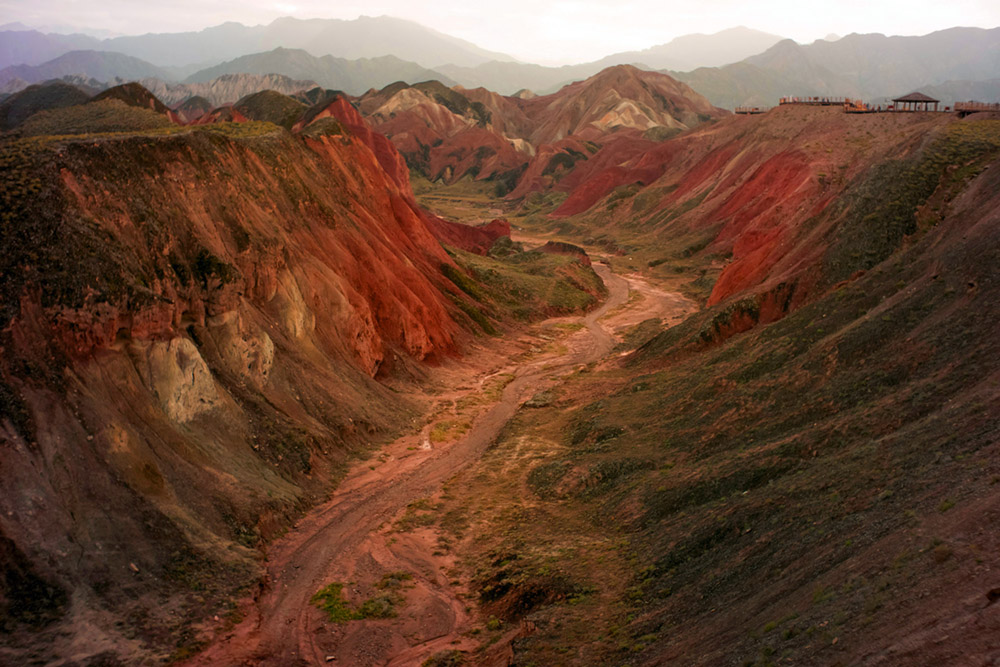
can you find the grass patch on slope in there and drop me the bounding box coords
[442,245,605,327]
[20,99,174,136]
[312,572,415,623]
[824,120,1000,284]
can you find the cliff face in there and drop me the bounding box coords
[0,120,464,658]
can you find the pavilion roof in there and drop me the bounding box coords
[893,91,939,103]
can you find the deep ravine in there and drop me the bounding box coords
[187,263,693,666]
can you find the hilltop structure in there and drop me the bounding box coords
[893,91,940,111]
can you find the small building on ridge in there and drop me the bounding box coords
[892,92,940,112]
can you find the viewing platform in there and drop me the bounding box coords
[955,101,1000,117]
[740,92,996,118]
[779,96,848,106]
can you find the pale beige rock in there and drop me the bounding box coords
[131,337,221,422]
[209,309,275,389]
[270,270,316,340]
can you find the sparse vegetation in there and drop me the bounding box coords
[20,99,174,136]
[443,245,606,324]
[311,582,356,623]
[234,90,307,129]
[430,419,472,443]
[422,649,466,666]
[312,572,415,623]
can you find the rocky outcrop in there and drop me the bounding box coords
[535,240,592,266]
[131,337,222,423]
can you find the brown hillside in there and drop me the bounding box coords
[456,123,1000,666]
[0,115,467,659]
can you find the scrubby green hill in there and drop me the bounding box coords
[0,81,89,130]
[233,89,306,129]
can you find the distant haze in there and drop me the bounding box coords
[2,0,998,65]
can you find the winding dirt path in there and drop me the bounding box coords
[188,265,692,666]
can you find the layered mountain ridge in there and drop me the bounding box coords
[3,22,997,111]
[355,65,727,195]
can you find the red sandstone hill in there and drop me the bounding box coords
[520,65,723,145]
[172,94,213,123]
[475,121,1000,667]
[0,86,497,658]
[356,80,531,185]
[556,105,985,332]
[356,65,727,195]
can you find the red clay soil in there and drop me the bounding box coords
[185,262,701,666]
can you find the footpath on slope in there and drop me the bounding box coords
[188,262,695,667]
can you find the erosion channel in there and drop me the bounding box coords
[189,257,694,666]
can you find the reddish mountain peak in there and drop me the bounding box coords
[522,65,726,146]
[295,92,513,256]
[173,95,212,123]
[297,94,413,192]
[352,65,726,201]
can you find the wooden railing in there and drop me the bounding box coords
[955,101,1000,114]
[779,96,848,106]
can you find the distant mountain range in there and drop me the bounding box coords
[0,48,455,101]
[185,48,454,94]
[0,50,172,87]
[0,20,998,112]
[596,26,785,71]
[748,28,1000,96]
[435,27,787,95]
[142,73,320,107]
[677,27,1000,107]
[435,27,1000,105]
[0,16,516,70]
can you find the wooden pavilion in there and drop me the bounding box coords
[892,92,939,112]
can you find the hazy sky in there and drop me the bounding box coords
[2,0,998,64]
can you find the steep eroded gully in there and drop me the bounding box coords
[188,262,695,667]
